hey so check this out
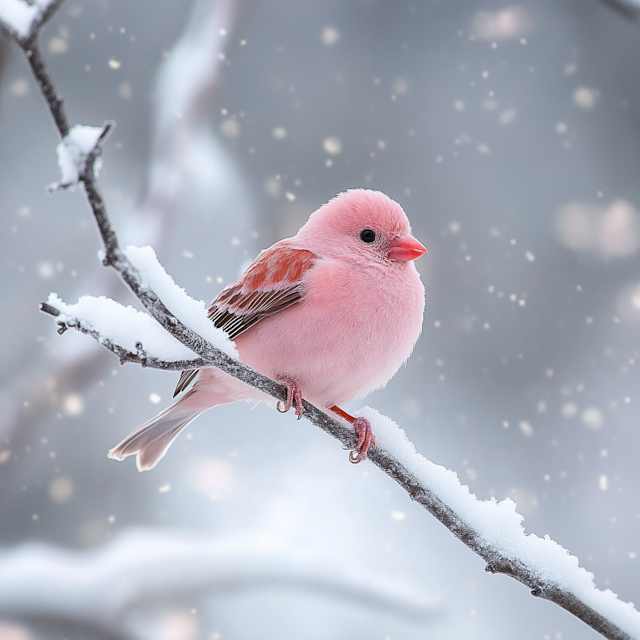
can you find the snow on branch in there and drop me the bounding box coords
[40,294,208,371]
[0,529,441,638]
[40,245,238,367]
[0,0,244,466]
[124,245,238,360]
[48,122,113,192]
[365,409,640,638]
[3,3,640,640]
[0,0,61,44]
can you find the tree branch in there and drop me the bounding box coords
[39,302,208,372]
[24,35,69,135]
[2,3,639,639]
[0,529,442,638]
[0,0,247,485]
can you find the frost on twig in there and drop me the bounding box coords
[4,1,640,639]
[48,122,114,192]
[0,529,442,637]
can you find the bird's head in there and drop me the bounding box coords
[296,189,427,264]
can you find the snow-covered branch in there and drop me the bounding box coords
[48,122,113,191]
[0,0,62,45]
[0,529,441,638]
[0,0,245,455]
[39,299,207,372]
[3,3,640,639]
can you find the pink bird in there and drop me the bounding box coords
[108,189,427,471]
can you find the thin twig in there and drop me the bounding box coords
[39,302,209,371]
[1,5,637,640]
[23,39,68,136]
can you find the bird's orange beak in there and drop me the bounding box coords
[388,235,428,262]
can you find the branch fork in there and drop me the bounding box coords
[0,0,63,46]
[48,121,114,192]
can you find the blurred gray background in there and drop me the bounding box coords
[1,0,640,638]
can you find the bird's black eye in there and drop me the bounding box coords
[360,229,376,243]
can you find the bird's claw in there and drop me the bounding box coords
[277,379,304,419]
[349,417,376,464]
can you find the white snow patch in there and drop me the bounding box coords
[0,529,440,624]
[53,125,106,188]
[356,406,640,638]
[124,245,238,359]
[0,0,55,39]
[47,293,199,362]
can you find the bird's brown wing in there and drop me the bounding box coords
[174,243,316,396]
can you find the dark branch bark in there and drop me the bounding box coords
[24,40,69,137]
[1,5,637,640]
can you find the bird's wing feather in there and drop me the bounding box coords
[174,243,316,396]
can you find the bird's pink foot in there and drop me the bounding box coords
[330,406,376,463]
[349,417,376,463]
[277,379,304,419]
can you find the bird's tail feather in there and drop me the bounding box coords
[108,390,202,471]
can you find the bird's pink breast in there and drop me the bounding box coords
[234,256,425,408]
